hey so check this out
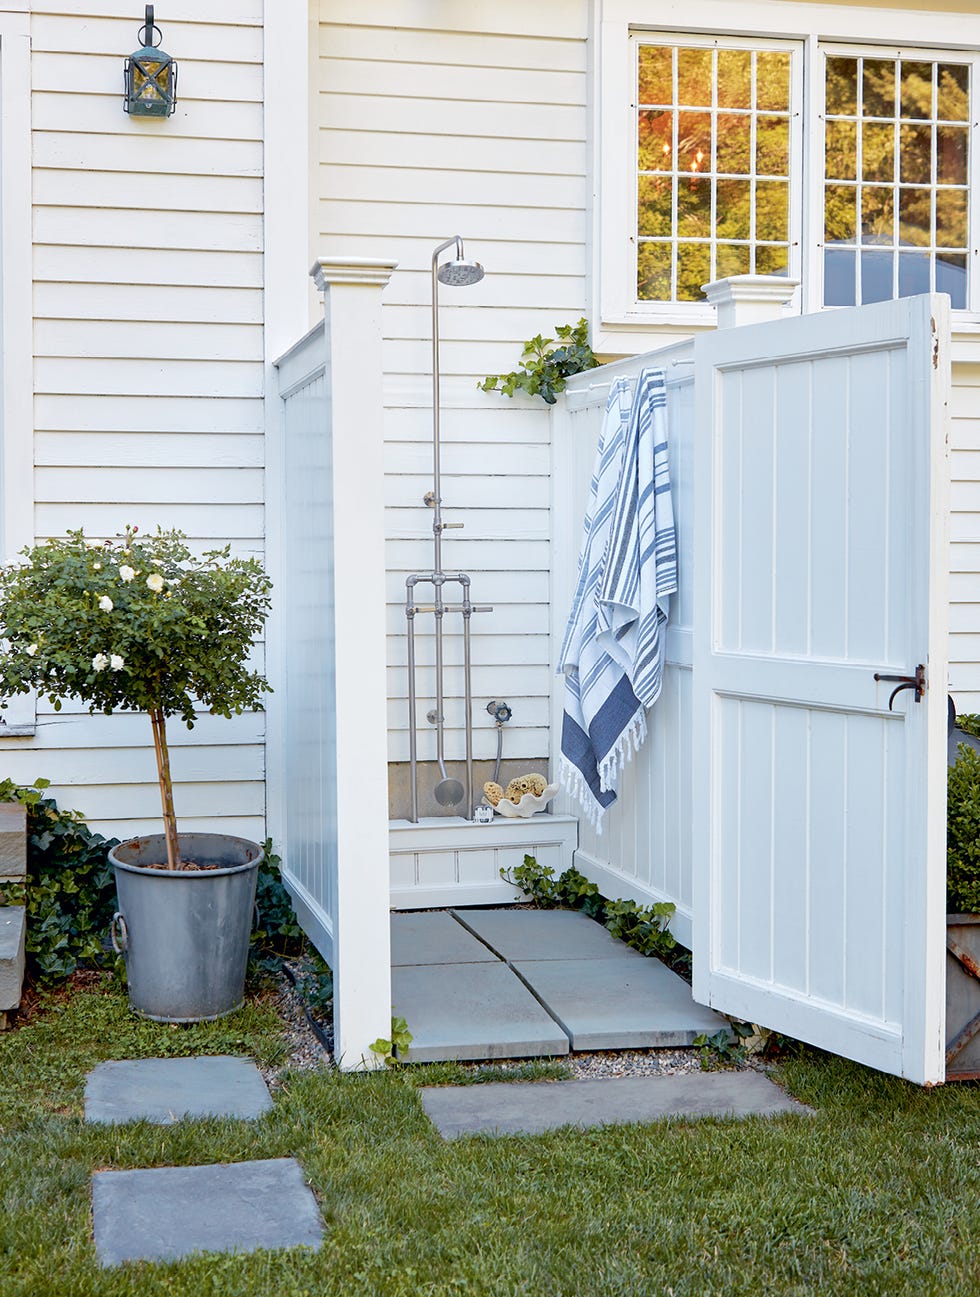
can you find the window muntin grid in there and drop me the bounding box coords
[635,41,795,303]
[823,54,970,308]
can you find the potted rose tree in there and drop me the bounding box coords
[0,527,272,1021]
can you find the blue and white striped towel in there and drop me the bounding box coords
[558,368,677,830]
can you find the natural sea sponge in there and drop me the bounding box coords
[483,781,504,807]
[504,773,548,803]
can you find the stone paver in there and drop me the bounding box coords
[0,906,26,1011]
[92,1158,323,1266]
[453,907,639,962]
[391,910,498,966]
[514,956,728,1050]
[393,960,568,1061]
[421,1072,812,1138]
[84,1056,273,1125]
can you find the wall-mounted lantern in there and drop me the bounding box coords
[124,6,177,117]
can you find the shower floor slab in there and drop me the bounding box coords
[391,908,727,1063]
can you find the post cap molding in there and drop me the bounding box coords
[701,274,801,328]
[310,257,398,291]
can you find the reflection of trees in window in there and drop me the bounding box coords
[823,54,970,307]
[635,42,793,302]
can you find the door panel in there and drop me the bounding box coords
[693,294,950,1084]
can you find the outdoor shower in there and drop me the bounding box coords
[404,237,492,823]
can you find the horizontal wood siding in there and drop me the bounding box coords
[0,4,267,840]
[317,1,589,774]
[950,362,980,713]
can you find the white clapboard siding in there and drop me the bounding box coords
[32,53,264,103]
[33,358,263,399]
[35,246,262,288]
[35,394,265,433]
[950,362,980,711]
[31,91,265,143]
[35,208,262,255]
[0,4,269,844]
[318,0,589,773]
[36,467,263,505]
[33,132,262,177]
[35,319,263,361]
[34,170,263,217]
[384,270,588,312]
[35,432,264,469]
[383,404,551,444]
[324,130,586,179]
[35,282,263,324]
[30,14,262,62]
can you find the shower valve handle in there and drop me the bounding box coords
[440,521,464,531]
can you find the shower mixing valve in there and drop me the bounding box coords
[487,700,512,724]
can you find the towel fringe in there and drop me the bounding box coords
[558,756,604,834]
[598,708,647,791]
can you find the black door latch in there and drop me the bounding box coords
[874,664,926,710]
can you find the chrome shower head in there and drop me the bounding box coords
[433,236,485,287]
[437,258,485,287]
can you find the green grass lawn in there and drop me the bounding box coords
[2,978,980,1296]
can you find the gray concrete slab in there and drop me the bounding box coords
[0,906,26,1011]
[393,960,568,1062]
[421,1072,812,1138]
[84,1056,273,1125]
[92,1158,323,1266]
[514,956,728,1050]
[454,907,641,962]
[391,910,499,966]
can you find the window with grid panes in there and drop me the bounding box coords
[620,34,975,316]
[634,38,798,303]
[823,53,970,309]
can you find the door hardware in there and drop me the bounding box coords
[873,664,926,710]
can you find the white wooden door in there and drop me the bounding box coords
[692,294,951,1085]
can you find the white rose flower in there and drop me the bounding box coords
[118,565,135,582]
[93,562,101,571]
[98,595,114,612]
[92,653,109,672]
[26,643,38,656]
[146,573,165,593]
[109,654,124,672]
[85,539,102,550]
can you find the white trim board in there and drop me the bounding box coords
[0,15,34,735]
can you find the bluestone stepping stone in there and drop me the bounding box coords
[513,956,728,1050]
[393,960,568,1061]
[92,1158,323,1266]
[453,907,639,962]
[391,910,499,966]
[421,1072,812,1138]
[84,1056,273,1125]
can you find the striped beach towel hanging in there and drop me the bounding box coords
[557,368,676,830]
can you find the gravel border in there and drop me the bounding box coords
[259,968,712,1087]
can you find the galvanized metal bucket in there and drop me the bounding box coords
[109,833,261,1023]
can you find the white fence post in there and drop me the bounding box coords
[701,274,800,328]
[312,256,396,1070]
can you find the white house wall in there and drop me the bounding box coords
[0,2,267,841]
[316,0,592,781]
[316,0,980,803]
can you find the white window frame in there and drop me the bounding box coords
[0,12,34,736]
[604,30,804,327]
[813,40,980,316]
[594,1,980,343]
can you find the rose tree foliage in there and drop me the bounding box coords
[0,528,272,868]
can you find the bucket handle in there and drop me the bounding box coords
[110,911,129,954]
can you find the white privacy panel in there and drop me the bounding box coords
[693,294,951,1085]
[553,345,696,944]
